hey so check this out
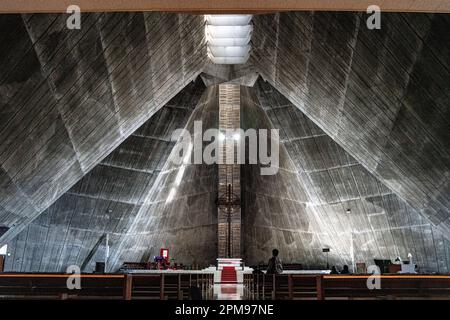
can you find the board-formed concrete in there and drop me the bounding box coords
[251,12,450,238]
[243,79,450,272]
[105,85,220,271]
[0,11,449,273]
[0,12,207,244]
[3,80,206,272]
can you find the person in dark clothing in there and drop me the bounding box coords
[341,265,350,274]
[266,249,283,274]
[330,266,339,274]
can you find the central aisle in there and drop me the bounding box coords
[213,284,245,300]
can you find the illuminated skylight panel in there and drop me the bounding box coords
[206,36,250,47]
[205,15,252,26]
[205,25,253,38]
[205,14,253,65]
[208,45,250,57]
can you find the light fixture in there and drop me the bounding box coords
[205,14,253,64]
[233,133,240,141]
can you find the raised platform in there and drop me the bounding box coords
[216,258,244,270]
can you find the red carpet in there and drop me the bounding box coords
[220,266,237,284]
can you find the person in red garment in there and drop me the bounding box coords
[266,249,283,274]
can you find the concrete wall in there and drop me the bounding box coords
[0,13,207,244]
[241,85,325,268]
[107,85,220,270]
[1,11,448,273]
[251,12,450,239]
[4,80,207,272]
[244,79,450,272]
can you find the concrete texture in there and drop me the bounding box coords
[4,79,207,272]
[240,85,321,267]
[0,13,207,244]
[0,12,449,273]
[251,12,450,238]
[243,79,450,272]
[105,85,219,271]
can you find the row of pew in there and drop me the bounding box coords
[243,274,450,300]
[0,273,214,300]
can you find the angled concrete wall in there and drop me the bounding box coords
[251,12,450,239]
[241,85,325,268]
[246,79,450,272]
[1,11,448,273]
[107,85,219,270]
[4,80,206,272]
[0,13,207,244]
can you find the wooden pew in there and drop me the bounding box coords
[289,275,320,300]
[243,274,319,300]
[0,274,125,299]
[243,274,450,300]
[322,275,450,299]
[0,272,214,300]
[127,274,162,300]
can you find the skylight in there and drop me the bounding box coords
[205,15,253,64]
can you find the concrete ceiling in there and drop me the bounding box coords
[0,11,449,271]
